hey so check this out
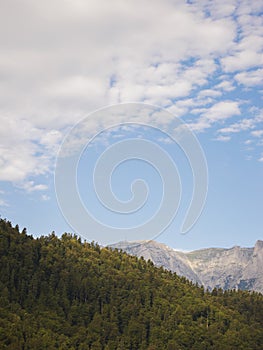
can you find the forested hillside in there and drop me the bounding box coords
[0,219,262,349]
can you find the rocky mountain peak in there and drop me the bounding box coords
[111,240,263,294]
[254,240,263,252]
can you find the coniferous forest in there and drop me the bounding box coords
[0,218,262,349]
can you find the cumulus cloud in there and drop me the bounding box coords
[217,108,263,139]
[214,135,231,142]
[201,101,240,122]
[235,69,263,86]
[188,101,241,132]
[198,89,222,98]
[218,118,255,133]
[221,36,263,72]
[0,117,59,182]
[17,181,48,193]
[220,0,263,74]
[215,80,235,92]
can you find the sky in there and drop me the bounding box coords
[0,0,262,250]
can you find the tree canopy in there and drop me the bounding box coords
[0,218,262,349]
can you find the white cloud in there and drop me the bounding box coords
[221,50,263,72]
[214,135,231,142]
[201,101,241,122]
[0,0,236,119]
[17,181,48,193]
[41,194,50,201]
[215,80,235,92]
[225,10,263,66]
[219,118,254,133]
[187,101,241,132]
[251,130,263,137]
[190,0,238,19]
[110,59,218,106]
[198,89,222,98]
[0,145,50,182]
[221,34,263,72]
[0,114,63,182]
[157,137,173,145]
[40,130,63,152]
[235,69,263,86]
[0,0,262,187]
[217,107,263,136]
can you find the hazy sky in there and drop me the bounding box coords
[0,0,262,250]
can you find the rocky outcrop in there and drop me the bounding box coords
[110,240,263,293]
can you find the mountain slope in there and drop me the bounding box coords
[110,240,263,293]
[111,240,202,284]
[1,219,263,349]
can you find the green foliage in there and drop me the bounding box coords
[0,218,262,349]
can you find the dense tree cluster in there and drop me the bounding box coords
[0,218,262,349]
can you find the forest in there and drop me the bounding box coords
[0,218,262,349]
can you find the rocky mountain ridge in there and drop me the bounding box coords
[110,240,263,293]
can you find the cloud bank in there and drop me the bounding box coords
[0,0,262,187]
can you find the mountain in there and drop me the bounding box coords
[110,240,263,293]
[1,219,263,349]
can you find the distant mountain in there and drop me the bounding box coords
[110,240,263,293]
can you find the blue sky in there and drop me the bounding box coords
[0,0,262,250]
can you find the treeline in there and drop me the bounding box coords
[0,218,262,349]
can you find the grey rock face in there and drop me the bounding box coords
[110,240,263,293]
